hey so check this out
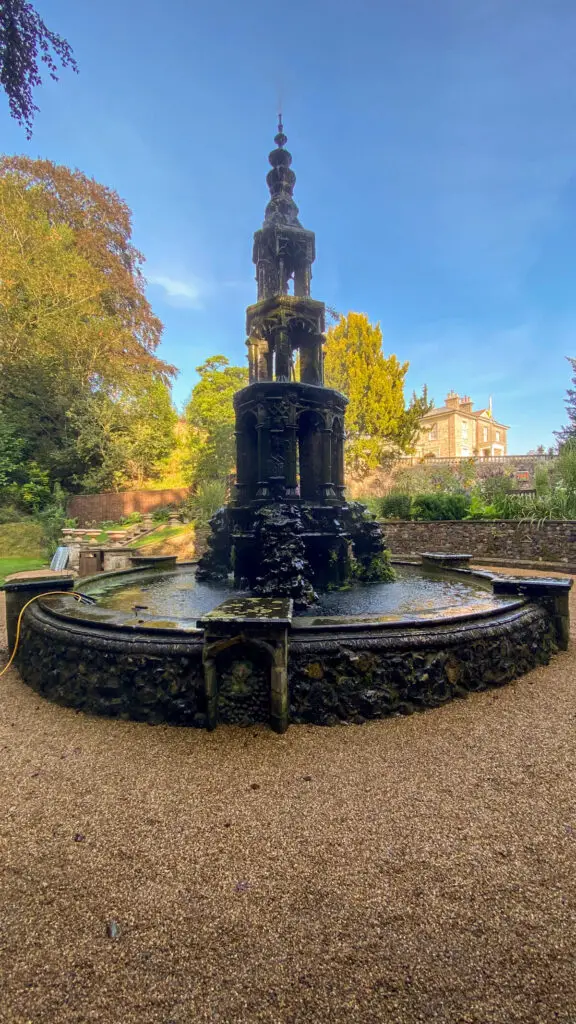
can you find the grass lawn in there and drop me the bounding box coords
[0,557,49,586]
[131,525,185,548]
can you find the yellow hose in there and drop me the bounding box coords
[0,591,92,679]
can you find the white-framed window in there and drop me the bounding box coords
[495,430,500,441]
[461,447,470,457]
[483,426,488,442]
[462,420,468,439]
[429,423,438,441]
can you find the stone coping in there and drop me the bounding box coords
[492,576,573,595]
[380,518,576,525]
[3,569,74,591]
[32,585,523,638]
[21,559,567,640]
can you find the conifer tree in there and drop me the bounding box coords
[555,357,576,445]
[323,312,430,473]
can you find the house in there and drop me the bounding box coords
[414,391,508,458]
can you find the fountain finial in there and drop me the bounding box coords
[275,113,287,149]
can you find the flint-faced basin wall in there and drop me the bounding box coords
[13,564,567,728]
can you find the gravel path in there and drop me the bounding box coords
[1,571,575,1024]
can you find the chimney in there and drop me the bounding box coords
[458,395,473,412]
[445,390,459,409]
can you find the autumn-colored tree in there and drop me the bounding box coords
[0,1,78,137]
[0,167,176,497]
[0,156,165,362]
[185,356,248,484]
[324,312,430,473]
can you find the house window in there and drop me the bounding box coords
[495,430,500,441]
[429,424,438,441]
[461,447,469,457]
[462,421,468,439]
[483,427,488,442]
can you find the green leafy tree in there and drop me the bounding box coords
[0,165,176,496]
[185,356,248,484]
[0,408,25,488]
[324,312,431,473]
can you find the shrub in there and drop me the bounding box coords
[411,493,470,521]
[151,506,174,523]
[33,483,68,554]
[479,471,515,505]
[495,490,576,521]
[0,505,25,524]
[534,465,551,497]
[380,494,412,519]
[355,495,381,518]
[465,494,499,520]
[556,439,576,493]
[120,511,143,525]
[183,479,228,528]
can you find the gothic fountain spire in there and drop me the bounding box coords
[253,117,316,302]
[262,115,302,229]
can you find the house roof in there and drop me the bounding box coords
[422,407,509,428]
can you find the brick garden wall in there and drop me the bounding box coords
[382,520,576,565]
[68,488,190,526]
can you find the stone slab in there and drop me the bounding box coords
[198,597,293,627]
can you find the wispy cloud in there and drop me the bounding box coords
[147,273,206,309]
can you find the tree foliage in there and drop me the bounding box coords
[185,356,248,484]
[0,161,177,502]
[323,312,431,473]
[555,356,576,446]
[0,0,78,138]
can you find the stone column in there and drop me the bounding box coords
[284,426,298,497]
[257,340,270,381]
[334,430,346,499]
[255,423,270,499]
[270,648,289,735]
[300,336,322,385]
[275,327,291,382]
[319,427,336,500]
[234,428,248,503]
[247,338,257,383]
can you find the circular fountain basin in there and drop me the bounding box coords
[14,561,561,728]
[83,562,512,625]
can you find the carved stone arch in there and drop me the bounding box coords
[203,632,277,665]
[203,634,276,728]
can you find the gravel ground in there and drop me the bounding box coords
[0,572,575,1024]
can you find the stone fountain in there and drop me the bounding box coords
[7,123,571,735]
[197,118,393,606]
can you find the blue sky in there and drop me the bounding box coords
[3,0,576,451]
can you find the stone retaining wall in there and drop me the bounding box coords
[382,520,576,564]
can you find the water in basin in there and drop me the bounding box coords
[84,564,511,624]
